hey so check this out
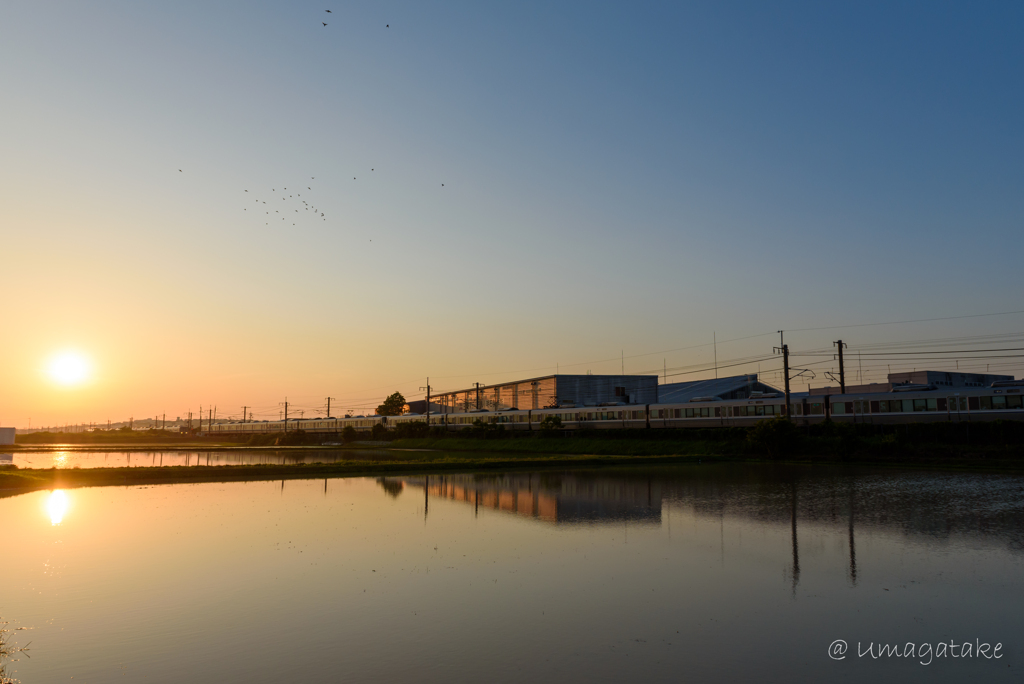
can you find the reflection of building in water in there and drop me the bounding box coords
[383,474,661,525]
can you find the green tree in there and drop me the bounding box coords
[539,415,563,430]
[341,425,357,443]
[376,392,407,416]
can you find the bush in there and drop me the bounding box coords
[747,417,800,459]
[370,423,389,441]
[341,426,357,443]
[393,421,429,439]
[275,430,309,446]
[539,415,563,431]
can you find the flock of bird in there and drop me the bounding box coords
[242,178,329,227]
[179,11,446,244]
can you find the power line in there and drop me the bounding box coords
[786,308,1024,333]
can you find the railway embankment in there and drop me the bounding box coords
[388,419,1024,466]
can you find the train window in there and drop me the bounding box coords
[992,396,1006,409]
[832,403,846,414]
[1008,396,1023,409]
[979,397,992,410]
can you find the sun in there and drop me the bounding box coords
[48,352,91,386]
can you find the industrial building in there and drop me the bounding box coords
[656,374,782,403]
[421,374,659,413]
[0,427,15,445]
[809,370,1013,395]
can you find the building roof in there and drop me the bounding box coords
[657,374,782,403]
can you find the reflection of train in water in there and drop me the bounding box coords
[207,378,1024,437]
[385,473,662,525]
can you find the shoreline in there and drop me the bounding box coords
[3,448,1023,499]
[0,454,717,496]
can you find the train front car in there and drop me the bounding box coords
[825,383,1024,424]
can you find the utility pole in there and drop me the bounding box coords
[775,331,791,418]
[419,379,431,426]
[475,383,481,410]
[714,332,718,379]
[199,406,202,434]
[325,398,334,419]
[162,413,165,429]
[209,408,212,431]
[242,406,249,423]
[834,340,847,393]
[281,399,289,432]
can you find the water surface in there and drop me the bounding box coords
[6,448,407,469]
[4,463,1022,683]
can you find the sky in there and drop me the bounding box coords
[2,1,1023,427]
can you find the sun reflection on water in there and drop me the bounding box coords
[48,490,69,525]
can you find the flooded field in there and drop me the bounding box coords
[2,448,409,469]
[3,462,1022,683]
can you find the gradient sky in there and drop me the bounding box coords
[2,1,1023,426]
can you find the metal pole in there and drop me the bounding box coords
[835,340,847,393]
[783,344,791,418]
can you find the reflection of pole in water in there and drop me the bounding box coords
[424,475,429,523]
[281,480,284,494]
[791,480,800,594]
[324,478,327,496]
[848,484,857,586]
[474,489,479,518]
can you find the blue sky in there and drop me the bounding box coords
[2,1,1023,423]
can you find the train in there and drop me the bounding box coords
[206,380,1024,437]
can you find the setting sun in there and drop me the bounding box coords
[47,352,91,386]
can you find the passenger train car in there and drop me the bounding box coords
[206,381,1024,437]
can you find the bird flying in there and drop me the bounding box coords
[323,22,327,26]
